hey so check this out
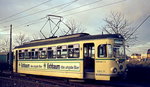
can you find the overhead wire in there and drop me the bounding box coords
[10,0,78,35]
[11,0,78,36]
[25,0,125,26]
[1,0,126,34]
[0,0,53,22]
[126,15,150,40]
[0,0,78,24]
[0,25,10,32]
[56,0,103,14]
[37,0,126,37]
[13,0,104,29]
[62,0,126,17]
[0,28,10,32]
[14,17,46,28]
[40,19,49,38]
[52,0,79,14]
[14,0,78,28]
[0,18,45,32]
[0,0,78,35]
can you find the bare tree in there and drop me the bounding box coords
[64,19,86,35]
[0,38,9,52]
[15,32,30,46]
[101,11,136,45]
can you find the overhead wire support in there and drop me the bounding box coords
[39,14,63,38]
[40,19,49,39]
[47,15,63,18]
[61,21,72,35]
[46,15,63,37]
[48,17,53,36]
[52,19,62,37]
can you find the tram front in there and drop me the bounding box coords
[111,39,128,79]
[95,37,127,81]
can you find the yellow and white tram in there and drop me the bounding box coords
[13,33,127,81]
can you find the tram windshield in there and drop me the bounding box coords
[113,45,125,58]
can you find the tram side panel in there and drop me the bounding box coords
[17,60,84,79]
[14,43,84,79]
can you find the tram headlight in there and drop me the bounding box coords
[125,68,128,72]
[112,68,117,73]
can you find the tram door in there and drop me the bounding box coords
[83,43,95,79]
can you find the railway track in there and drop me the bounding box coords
[0,76,80,87]
[0,72,112,87]
[0,72,150,87]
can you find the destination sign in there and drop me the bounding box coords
[114,39,123,44]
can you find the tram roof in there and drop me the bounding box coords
[15,33,124,48]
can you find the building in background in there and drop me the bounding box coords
[147,49,150,58]
[130,53,141,59]
[141,54,147,59]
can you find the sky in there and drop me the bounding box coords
[0,0,150,55]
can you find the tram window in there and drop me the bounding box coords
[34,51,39,59]
[57,49,61,58]
[74,48,79,58]
[92,47,95,58]
[68,45,73,48]
[39,48,43,50]
[48,47,52,50]
[52,47,57,58]
[39,48,47,59]
[68,47,74,58]
[68,45,73,58]
[47,47,56,58]
[47,47,52,58]
[107,45,112,57]
[39,51,47,59]
[30,49,35,59]
[84,43,94,58]
[68,44,79,58]
[57,45,67,58]
[24,51,29,59]
[28,52,32,59]
[47,50,53,58]
[19,52,24,59]
[31,51,34,59]
[31,49,35,51]
[61,49,67,58]
[98,44,107,57]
